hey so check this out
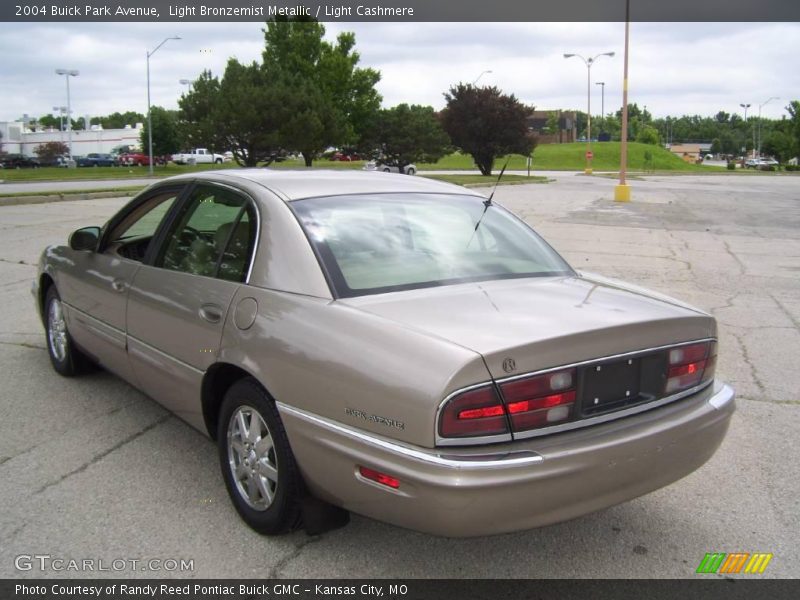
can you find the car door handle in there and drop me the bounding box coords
[111,279,127,293]
[199,303,223,324]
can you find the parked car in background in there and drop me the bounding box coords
[117,152,152,167]
[38,155,69,168]
[172,148,225,165]
[363,160,416,175]
[758,157,779,168]
[1,154,40,169]
[331,151,361,162]
[76,153,116,167]
[34,170,734,537]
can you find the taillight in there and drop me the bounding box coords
[665,341,717,394]
[500,369,577,432]
[439,385,508,438]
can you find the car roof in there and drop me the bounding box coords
[170,169,486,202]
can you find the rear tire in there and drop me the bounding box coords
[406,167,416,176]
[217,378,302,535]
[44,287,91,376]
[215,158,223,164]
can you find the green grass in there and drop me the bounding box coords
[0,185,146,199]
[421,174,548,187]
[0,142,722,186]
[417,143,723,172]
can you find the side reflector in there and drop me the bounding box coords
[358,466,400,489]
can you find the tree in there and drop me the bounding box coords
[38,114,62,130]
[545,111,560,135]
[92,111,146,129]
[761,130,794,163]
[365,104,450,173]
[177,70,223,152]
[34,141,69,162]
[636,125,660,145]
[441,84,536,176]
[0,130,4,155]
[140,106,180,160]
[262,16,381,166]
[786,100,800,160]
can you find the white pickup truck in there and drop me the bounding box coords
[171,148,225,165]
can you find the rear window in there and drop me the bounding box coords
[292,193,573,297]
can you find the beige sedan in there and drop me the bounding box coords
[34,170,734,537]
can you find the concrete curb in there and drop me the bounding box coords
[0,190,138,207]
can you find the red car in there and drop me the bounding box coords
[331,151,361,162]
[117,153,169,167]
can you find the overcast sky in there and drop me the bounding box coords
[1,21,798,125]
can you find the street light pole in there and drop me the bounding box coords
[739,102,751,157]
[564,51,615,174]
[472,70,492,85]
[615,0,631,202]
[596,81,605,126]
[179,78,193,95]
[55,69,79,161]
[147,36,181,175]
[53,106,67,146]
[757,96,779,157]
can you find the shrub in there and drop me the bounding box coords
[727,161,736,170]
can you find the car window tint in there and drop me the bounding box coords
[157,185,254,280]
[108,191,179,242]
[294,193,573,297]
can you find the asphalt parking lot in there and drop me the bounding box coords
[0,173,798,579]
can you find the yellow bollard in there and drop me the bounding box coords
[614,184,631,202]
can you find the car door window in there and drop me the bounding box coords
[156,185,256,281]
[104,189,181,262]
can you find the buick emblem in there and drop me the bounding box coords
[502,357,516,373]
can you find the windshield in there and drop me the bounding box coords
[292,193,573,298]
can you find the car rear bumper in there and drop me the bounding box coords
[277,381,734,537]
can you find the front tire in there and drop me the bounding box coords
[215,158,223,164]
[44,286,90,376]
[217,378,302,535]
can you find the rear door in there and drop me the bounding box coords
[126,182,258,430]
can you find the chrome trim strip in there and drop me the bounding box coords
[64,303,126,349]
[276,403,543,470]
[126,334,204,375]
[435,338,717,447]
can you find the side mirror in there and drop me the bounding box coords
[68,226,101,251]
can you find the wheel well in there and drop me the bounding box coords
[201,363,254,440]
[38,273,55,325]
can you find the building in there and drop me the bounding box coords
[526,110,578,144]
[0,121,143,157]
[668,143,703,163]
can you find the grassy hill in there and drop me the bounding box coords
[417,142,721,172]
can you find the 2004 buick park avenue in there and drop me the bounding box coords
[33,170,734,537]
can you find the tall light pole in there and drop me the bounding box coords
[55,69,79,161]
[740,102,751,157]
[564,51,615,174]
[595,81,605,122]
[179,78,193,94]
[472,70,492,85]
[147,36,181,175]
[615,0,631,202]
[53,106,67,146]
[757,96,779,157]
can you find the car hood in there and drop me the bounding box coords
[337,273,715,379]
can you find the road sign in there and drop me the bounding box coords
[586,151,594,159]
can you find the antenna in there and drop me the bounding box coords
[466,159,509,248]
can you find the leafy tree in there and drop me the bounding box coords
[545,111,560,134]
[92,111,146,129]
[761,130,794,163]
[177,70,223,152]
[786,100,800,160]
[714,111,730,124]
[441,84,536,176]
[0,130,4,155]
[38,114,62,130]
[364,104,450,173]
[140,106,180,160]
[262,16,381,166]
[34,141,69,161]
[636,125,660,145]
[213,59,286,166]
